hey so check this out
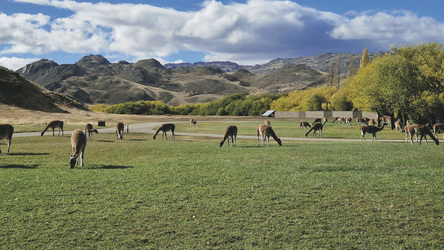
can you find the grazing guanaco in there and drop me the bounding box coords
[305,122,323,137]
[394,120,404,133]
[115,122,124,140]
[257,125,282,146]
[360,123,385,141]
[345,117,352,126]
[220,125,237,147]
[355,117,368,125]
[380,116,392,126]
[153,123,175,140]
[368,119,377,126]
[432,123,444,139]
[0,124,14,154]
[407,124,439,145]
[70,129,87,168]
[299,121,311,130]
[190,117,197,126]
[41,120,64,136]
[84,123,98,140]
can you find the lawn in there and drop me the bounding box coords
[0,122,443,248]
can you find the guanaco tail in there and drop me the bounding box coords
[41,120,64,136]
[115,122,124,140]
[257,124,282,146]
[360,123,385,141]
[0,124,14,154]
[305,122,323,137]
[70,129,87,168]
[220,125,237,147]
[84,123,99,140]
[153,123,175,140]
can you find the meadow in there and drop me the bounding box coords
[0,119,443,248]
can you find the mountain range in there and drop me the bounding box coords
[15,52,383,106]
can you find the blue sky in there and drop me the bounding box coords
[1,0,444,70]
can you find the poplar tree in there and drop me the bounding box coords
[360,48,370,68]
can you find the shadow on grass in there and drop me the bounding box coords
[129,139,149,142]
[81,165,134,170]
[0,164,39,169]
[7,152,49,156]
[98,140,116,143]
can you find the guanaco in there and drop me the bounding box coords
[432,123,444,139]
[360,123,385,141]
[305,122,323,137]
[410,124,439,145]
[299,121,311,130]
[220,125,237,147]
[84,123,99,140]
[257,125,282,146]
[115,122,124,140]
[41,120,64,136]
[153,123,175,140]
[190,117,197,126]
[394,120,404,133]
[70,129,87,168]
[0,124,14,154]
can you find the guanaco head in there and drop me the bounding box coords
[276,138,282,146]
[69,154,78,169]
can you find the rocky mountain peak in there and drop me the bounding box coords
[76,54,110,69]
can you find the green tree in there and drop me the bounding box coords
[345,43,444,122]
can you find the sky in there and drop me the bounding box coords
[1,0,444,70]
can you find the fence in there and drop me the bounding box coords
[275,111,377,119]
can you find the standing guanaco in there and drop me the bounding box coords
[360,123,385,141]
[0,124,14,154]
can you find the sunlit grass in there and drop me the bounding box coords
[0,132,443,248]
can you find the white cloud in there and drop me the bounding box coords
[3,0,444,65]
[0,57,40,70]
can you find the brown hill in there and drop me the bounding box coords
[16,55,330,106]
[0,66,88,113]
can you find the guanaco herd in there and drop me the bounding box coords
[1,117,443,168]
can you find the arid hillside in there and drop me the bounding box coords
[16,55,328,106]
[0,66,88,113]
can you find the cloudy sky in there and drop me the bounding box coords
[1,0,444,70]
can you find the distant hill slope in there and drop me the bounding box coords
[166,52,386,74]
[17,55,329,106]
[0,66,88,113]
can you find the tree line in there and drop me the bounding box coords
[90,93,282,116]
[91,43,444,123]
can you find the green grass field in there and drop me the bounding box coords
[0,120,443,248]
